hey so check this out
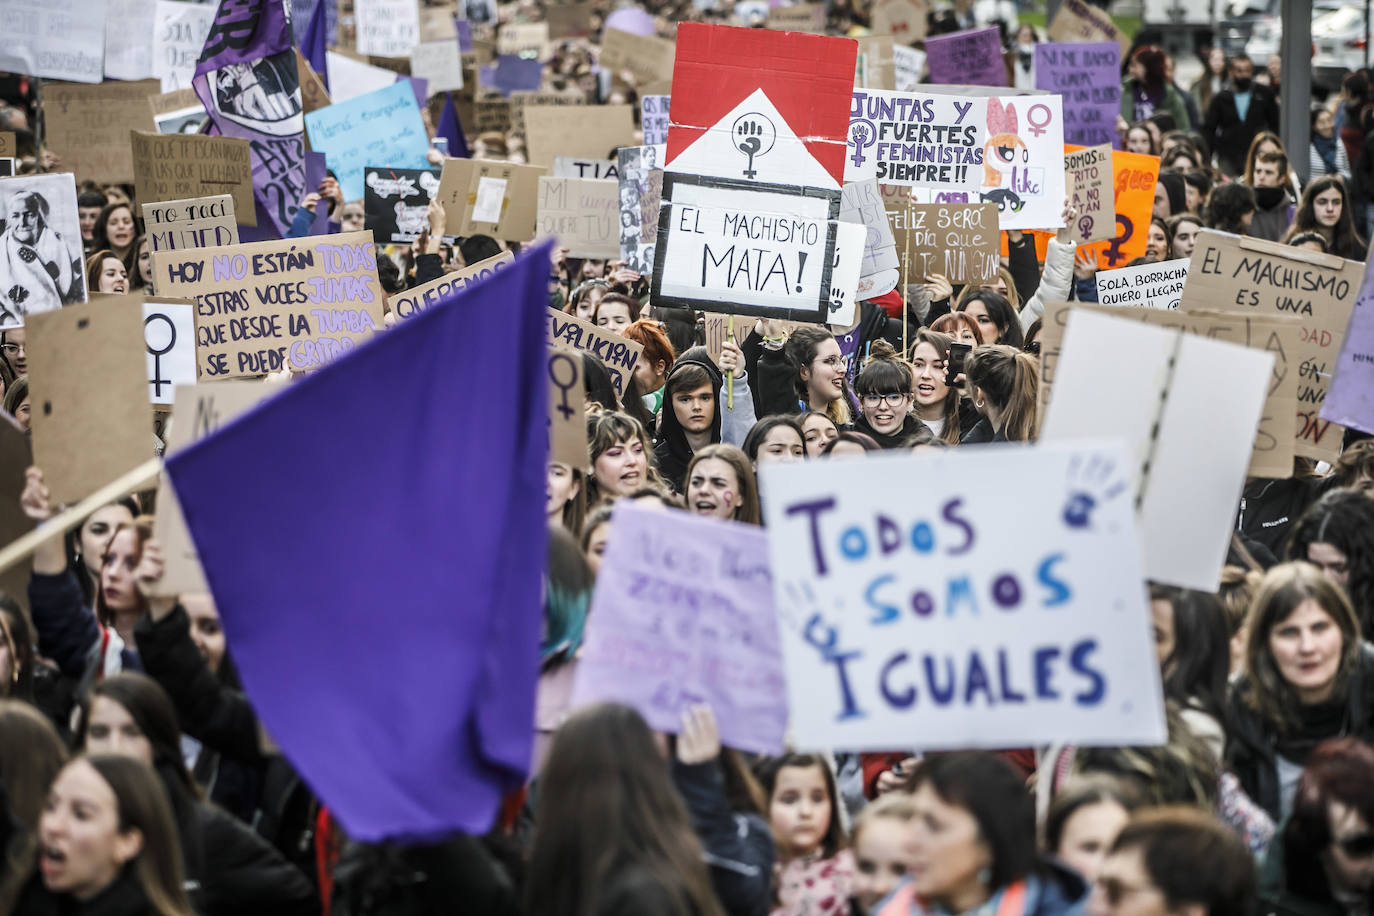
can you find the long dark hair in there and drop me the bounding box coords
[1284,176,1367,260]
[1287,488,1374,633]
[1149,585,1229,726]
[956,290,1024,348]
[0,596,34,701]
[755,753,846,859]
[526,704,725,916]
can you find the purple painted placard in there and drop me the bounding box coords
[925,27,1006,87]
[1035,42,1121,148]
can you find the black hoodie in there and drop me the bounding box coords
[654,347,724,492]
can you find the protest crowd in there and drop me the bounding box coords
[4,0,1374,915]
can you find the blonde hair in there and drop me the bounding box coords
[851,792,917,849]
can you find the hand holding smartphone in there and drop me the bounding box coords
[945,342,971,387]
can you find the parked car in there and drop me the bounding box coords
[1311,5,1372,89]
[1225,0,1344,59]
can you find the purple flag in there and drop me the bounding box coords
[302,0,331,92]
[194,0,308,240]
[436,92,470,158]
[304,150,330,235]
[166,242,554,842]
[925,27,1007,87]
[481,55,543,95]
[1035,42,1120,148]
[1323,253,1374,434]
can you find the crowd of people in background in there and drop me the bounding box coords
[1,0,1374,915]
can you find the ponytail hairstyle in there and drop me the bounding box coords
[964,344,1039,441]
[785,326,851,426]
[912,328,961,444]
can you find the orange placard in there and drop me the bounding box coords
[1067,145,1160,270]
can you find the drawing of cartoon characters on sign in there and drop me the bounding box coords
[978,96,1066,230]
[982,98,1027,189]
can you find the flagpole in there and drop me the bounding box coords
[726,314,735,411]
[902,203,911,358]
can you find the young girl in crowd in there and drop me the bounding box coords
[1041,774,1140,883]
[547,461,585,535]
[929,313,983,347]
[87,250,129,294]
[909,330,961,445]
[801,411,840,458]
[592,292,642,334]
[954,291,1023,349]
[579,504,613,575]
[586,411,659,503]
[961,346,1039,444]
[742,415,806,468]
[93,202,137,264]
[653,344,755,493]
[1283,176,1367,260]
[853,343,923,449]
[762,327,852,426]
[1149,586,1230,759]
[622,318,676,418]
[848,794,916,914]
[757,753,852,916]
[684,444,761,524]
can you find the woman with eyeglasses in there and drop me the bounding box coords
[853,341,923,449]
[2,327,27,376]
[1226,562,1374,821]
[784,327,853,427]
[1259,737,1374,915]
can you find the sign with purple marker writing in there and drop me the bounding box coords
[845,90,988,195]
[759,442,1166,752]
[1035,42,1121,148]
[924,27,1006,87]
[1322,252,1374,436]
[571,504,788,755]
[152,231,385,379]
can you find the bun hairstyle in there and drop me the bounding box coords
[854,338,913,397]
[964,344,1039,442]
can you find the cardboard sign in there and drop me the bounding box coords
[1073,146,1159,270]
[297,49,334,115]
[0,172,88,329]
[1048,0,1132,57]
[305,81,430,201]
[1035,43,1121,149]
[845,90,988,195]
[148,87,208,135]
[600,28,675,89]
[1180,230,1361,462]
[150,382,272,598]
[890,203,999,284]
[642,94,671,147]
[496,22,549,59]
[153,0,216,91]
[547,308,643,399]
[437,158,548,240]
[870,0,928,41]
[1064,144,1114,243]
[652,174,839,323]
[839,180,900,298]
[28,298,151,504]
[142,194,240,253]
[553,158,619,180]
[546,3,597,38]
[142,298,196,404]
[893,45,926,92]
[524,104,636,167]
[356,0,421,57]
[0,413,35,615]
[924,27,1006,87]
[44,80,160,183]
[474,98,512,134]
[507,89,584,134]
[1096,258,1189,310]
[389,251,514,321]
[0,0,106,83]
[760,442,1166,752]
[409,39,464,94]
[536,177,620,259]
[572,505,788,755]
[1324,254,1374,435]
[854,36,896,91]
[152,232,385,379]
[1044,310,1273,590]
[666,24,856,191]
[0,134,14,159]
[546,348,589,469]
[1039,300,1300,480]
[618,145,663,274]
[131,132,254,226]
[363,167,442,243]
[767,4,826,32]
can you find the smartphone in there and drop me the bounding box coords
[945,342,971,387]
[432,137,449,156]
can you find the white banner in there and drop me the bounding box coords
[760,441,1167,752]
[0,0,106,83]
[1096,258,1189,310]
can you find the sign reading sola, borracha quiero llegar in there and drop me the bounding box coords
[153,231,384,379]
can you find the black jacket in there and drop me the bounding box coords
[672,760,774,916]
[960,417,1006,444]
[187,799,317,916]
[654,347,725,492]
[1204,85,1281,176]
[14,866,160,916]
[1225,644,1374,819]
[854,414,928,449]
[134,608,320,891]
[1238,477,1323,559]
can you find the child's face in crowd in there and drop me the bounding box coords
[852,818,915,910]
[593,437,646,497]
[99,528,140,613]
[802,415,838,457]
[755,426,804,464]
[687,457,741,520]
[673,383,714,436]
[547,462,579,518]
[769,763,832,858]
[1055,800,1130,883]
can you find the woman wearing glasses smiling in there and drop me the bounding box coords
[853,341,923,449]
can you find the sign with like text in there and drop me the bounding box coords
[760,442,1167,752]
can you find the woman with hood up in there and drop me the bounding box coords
[653,340,756,493]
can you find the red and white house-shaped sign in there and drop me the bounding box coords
[665,24,858,190]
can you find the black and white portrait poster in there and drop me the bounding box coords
[363,168,442,243]
[0,173,87,330]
